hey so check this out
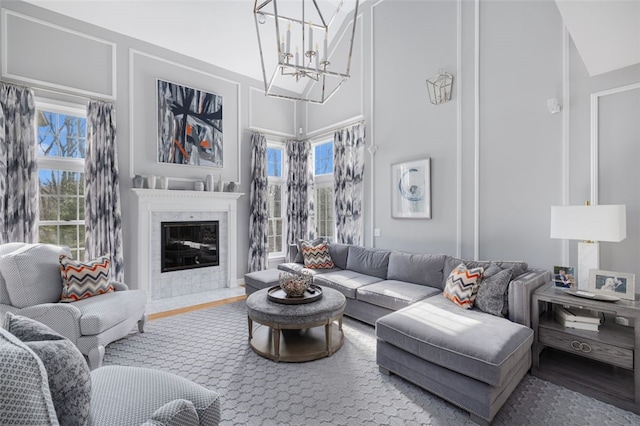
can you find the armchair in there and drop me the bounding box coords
[0,243,147,369]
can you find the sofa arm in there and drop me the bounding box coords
[140,399,199,426]
[111,281,129,291]
[16,303,83,344]
[508,269,551,327]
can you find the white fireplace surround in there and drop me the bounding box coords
[132,189,243,302]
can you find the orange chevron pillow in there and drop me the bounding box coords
[59,254,114,302]
[444,263,485,309]
[301,242,334,269]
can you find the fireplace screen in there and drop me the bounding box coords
[161,221,219,272]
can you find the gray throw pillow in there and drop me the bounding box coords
[4,312,92,426]
[293,238,324,264]
[475,267,514,317]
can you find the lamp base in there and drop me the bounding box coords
[577,241,599,291]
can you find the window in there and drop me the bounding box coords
[313,141,334,241]
[36,100,87,259]
[266,144,285,257]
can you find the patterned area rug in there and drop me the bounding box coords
[104,302,639,426]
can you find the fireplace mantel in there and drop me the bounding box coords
[131,189,243,301]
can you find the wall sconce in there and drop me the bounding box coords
[547,98,561,114]
[426,69,453,105]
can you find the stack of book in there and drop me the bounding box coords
[554,305,601,331]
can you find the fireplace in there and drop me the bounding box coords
[161,221,219,272]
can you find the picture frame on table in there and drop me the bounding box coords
[589,269,635,301]
[391,158,431,219]
[552,265,575,289]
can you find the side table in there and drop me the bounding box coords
[531,282,640,414]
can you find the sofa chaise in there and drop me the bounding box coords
[244,243,550,424]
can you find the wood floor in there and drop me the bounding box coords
[148,294,247,321]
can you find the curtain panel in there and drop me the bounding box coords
[286,139,315,257]
[85,100,124,282]
[248,132,269,272]
[0,83,38,244]
[333,123,365,245]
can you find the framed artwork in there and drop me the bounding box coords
[589,269,635,301]
[391,158,431,219]
[157,79,223,168]
[552,266,575,289]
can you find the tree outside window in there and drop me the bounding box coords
[267,145,285,256]
[314,141,334,241]
[36,101,86,259]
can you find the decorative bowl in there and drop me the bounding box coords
[279,271,312,297]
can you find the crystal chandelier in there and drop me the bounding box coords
[253,0,360,104]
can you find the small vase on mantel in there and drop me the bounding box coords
[133,175,144,188]
[205,174,215,192]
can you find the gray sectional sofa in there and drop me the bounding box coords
[244,244,550,425]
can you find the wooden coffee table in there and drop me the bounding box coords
[246,286,346,362]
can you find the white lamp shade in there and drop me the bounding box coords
[550,205,626,242]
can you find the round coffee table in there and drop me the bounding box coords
[246,286,346,362]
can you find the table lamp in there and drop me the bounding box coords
[550,204,626,290]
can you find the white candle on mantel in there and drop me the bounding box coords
[323,32,328,64]
[281,37,285,59]
[315,43,320,70]
[295,47,299,67]
[286,23,291,54]
[308,23,313,52]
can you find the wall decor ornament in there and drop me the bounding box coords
[391,158,431,219]
[157,79,223,168]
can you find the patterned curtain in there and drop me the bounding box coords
[286,139,315,256]
[0,83,37,243]
[85,100,124,282]
[333,123,365,245]
[248,132,269,272]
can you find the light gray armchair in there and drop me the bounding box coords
[0,242,147,369]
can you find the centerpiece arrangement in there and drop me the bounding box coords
[267,271,322,305]
[279,271,313,297]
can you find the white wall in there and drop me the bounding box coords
[304,0,640,277]
[0,0,296,286]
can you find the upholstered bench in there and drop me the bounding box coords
[244,269,281,295]
[376,294,533,425]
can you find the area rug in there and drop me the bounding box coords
[104,301,639,425]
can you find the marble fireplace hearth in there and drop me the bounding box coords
[132,189,244,312]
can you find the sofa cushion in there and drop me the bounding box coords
[4,312,91,425]
[375,294,534,387]
[0,326,59,425]
[443,263,484,309]
[74,289,147,335]
[244,269,281,291]
[475,267,514,317]
[293,238,324,263]
[301,241,334,269]
[59,254,114,302]
[387,252,446,287]
[0,244,70,308]
[346,245,391,280]
[277,262,341,275]
[356,280,440,311]
[314,270,383,299]
[328,243,350,270]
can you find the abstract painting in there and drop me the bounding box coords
[391,158,431,219]
[157,79,223,167]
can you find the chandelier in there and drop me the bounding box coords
[253,0,360,104]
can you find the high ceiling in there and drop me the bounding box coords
[21,1,640,83]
